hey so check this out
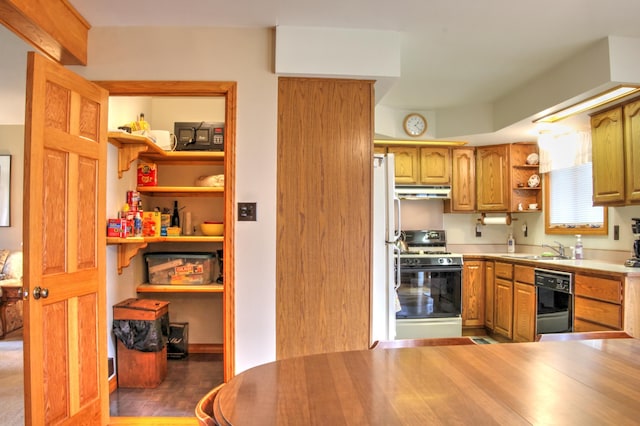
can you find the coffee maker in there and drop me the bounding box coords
[624,218,640,267]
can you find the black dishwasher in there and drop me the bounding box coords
[535,268,573,335]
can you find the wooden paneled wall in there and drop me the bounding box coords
[276,77,374,359]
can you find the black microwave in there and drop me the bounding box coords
[173,121,224,151]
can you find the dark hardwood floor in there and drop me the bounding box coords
[109,353,224,417]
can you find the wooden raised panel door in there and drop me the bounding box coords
[388,146,419,184]
[24,52,109,424]
[494,277,513,339]
[591,107,625,204]
[623,100,640,202]
[476,145,509,211]
[462,261,485,326]
[448,148,476,211]
[419,147,451,185]
[277,78,373,359]
[513,282,535,342]
[484,261,495,330]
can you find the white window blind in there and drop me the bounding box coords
[549,163,603,226]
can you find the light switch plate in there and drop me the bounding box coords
[238,202,257,221]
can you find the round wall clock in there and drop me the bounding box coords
[403,113,427,137]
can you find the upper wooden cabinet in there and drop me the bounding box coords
[591,107,626,205]
[445,147,476,212]
[419,147,451,185]
[476,145,510,211]
[388,146,419,184]
[624,99,640,202]
[374,146,387,155]
[590,97,640,205]
[475,143,539,212]
[387,146,450,185]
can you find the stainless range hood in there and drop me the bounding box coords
[395,185,451,200]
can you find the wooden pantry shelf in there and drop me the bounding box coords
[136,186,224,197]
[136,283,224,294]
[107,131,224,177]
[107,235,223,274]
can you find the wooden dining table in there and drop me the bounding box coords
[212,338,640,425]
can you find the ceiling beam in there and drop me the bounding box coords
[0,0,89,65]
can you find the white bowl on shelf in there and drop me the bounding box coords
[526,153,539,165]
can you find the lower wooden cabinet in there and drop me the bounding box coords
[512,265,535,342]
[493,262,513,339]
[485,261,495,330]
[462,260,485,327]
[494,278,513,339]
[513,282,535,342]
[574,273,623,331]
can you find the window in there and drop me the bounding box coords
[544,163,607,235]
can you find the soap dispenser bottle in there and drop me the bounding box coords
[507,233,515,253]
[574,234,583,259]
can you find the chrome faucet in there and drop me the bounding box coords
[542,241,567,257]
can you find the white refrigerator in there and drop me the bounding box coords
[371,153,400,345]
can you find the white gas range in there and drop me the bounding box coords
[395,230,463,339]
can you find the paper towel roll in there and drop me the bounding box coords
[148,130,172,150]
[483,216,509,225]
[184,211,192,235]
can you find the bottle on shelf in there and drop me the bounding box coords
[574,234,583,259]
[134,211,143,237]
[507,233,515,253]
[171,200,181,228]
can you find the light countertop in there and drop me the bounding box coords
[463,252,640,276]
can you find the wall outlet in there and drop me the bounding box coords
[238,202,257,221]
[614,225,619,240]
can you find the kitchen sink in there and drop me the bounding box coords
[503,255,572,261]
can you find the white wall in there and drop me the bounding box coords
[0,125,24,250]
[0,26,27,125]
[70,27,278,373]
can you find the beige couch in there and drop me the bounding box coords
[0,250,23,338]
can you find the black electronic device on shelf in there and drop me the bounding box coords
[625,218,640,267]
[174,121,224,151]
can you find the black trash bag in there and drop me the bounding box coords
[113,313,170,352]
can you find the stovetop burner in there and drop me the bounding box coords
[399,230,460,263]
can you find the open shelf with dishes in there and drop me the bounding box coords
[509,143,541,212]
